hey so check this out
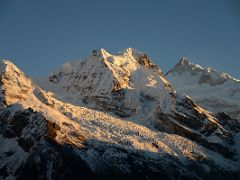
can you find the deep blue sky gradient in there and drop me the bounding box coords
[0,0,239,78]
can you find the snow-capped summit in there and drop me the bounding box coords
[166,57,205,75]
[120,47,144,57]
[46,48,173,115]
[166,58,240,120]
[167,58,239,86]
[0,59,34,107]
[0,60,23,75]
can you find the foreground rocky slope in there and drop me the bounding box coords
[0,50,240,179]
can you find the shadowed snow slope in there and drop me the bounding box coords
[1,51,240,179]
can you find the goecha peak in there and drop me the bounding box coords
[0,49,240,179]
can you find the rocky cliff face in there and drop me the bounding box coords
[1,51,240,179]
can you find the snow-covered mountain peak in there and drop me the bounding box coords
[166,58,239,86]
[179,57,191,65]
[166,59,240,120]
[47,48,172,100]
[119,47,143,56]
[91,48,141,59]
[0,59,31,84]
[0,59,23,75]
[0,60,33,107]
[166,57,204,75]
[122,47,135,54]
[95,48,112,58]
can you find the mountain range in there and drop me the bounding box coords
[0,48,239,179]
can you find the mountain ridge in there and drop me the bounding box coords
[166,57,239,84]
[166,57,240,121]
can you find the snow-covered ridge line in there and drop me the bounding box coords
[166,57,240,121]
[166,57,240,82]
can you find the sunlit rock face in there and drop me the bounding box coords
[0,50,240,179]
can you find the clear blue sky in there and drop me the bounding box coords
[0,0,239,78]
